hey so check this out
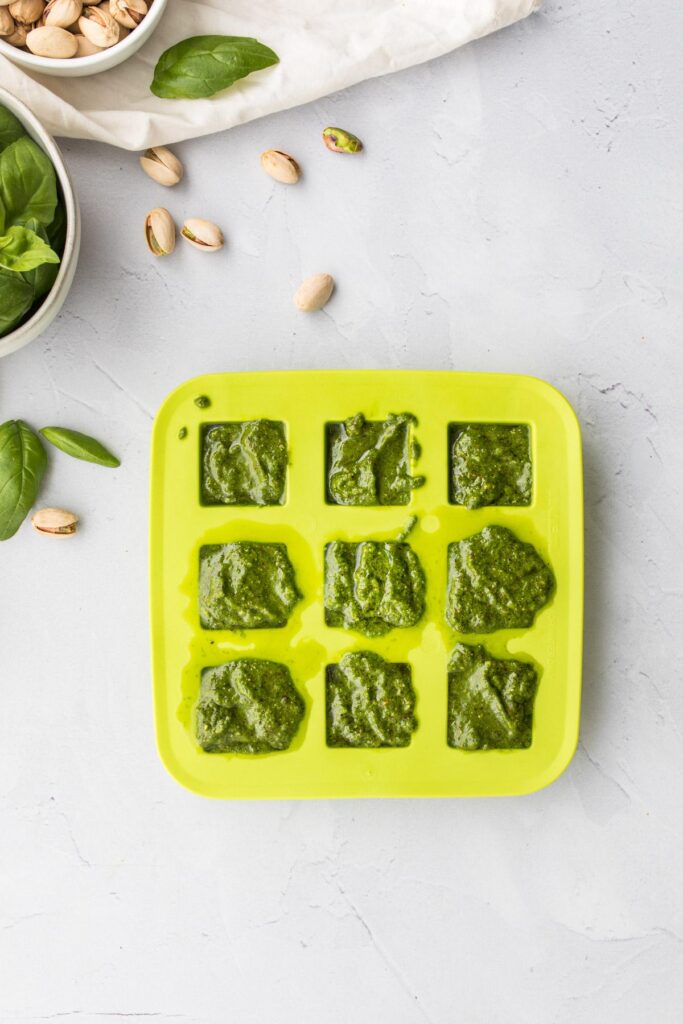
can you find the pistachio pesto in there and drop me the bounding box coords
[450,423,532,508]
[199,542,301,630]
[196,658,305,753]
[447,642,538,749]
[446,525,554,633]
[324,540,426,637]
[326,651,417,747]
[202,420,287,506]
[326,412,424,505]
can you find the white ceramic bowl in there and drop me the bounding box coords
[0,87,80,359]
[0,0,168,77]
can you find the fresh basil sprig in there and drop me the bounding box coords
[0,420,47,541]
[151,35,279,100]
[0,225,60,273]
[0,135,58,228]
[40,427,120,468]
[0,106,25,154]
[0,104,65,340]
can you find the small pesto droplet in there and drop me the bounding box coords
[178,427,188,440]
[194,395,211,409]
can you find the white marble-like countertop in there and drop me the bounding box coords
[1,1,682,1021]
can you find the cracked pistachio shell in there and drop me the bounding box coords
[145,207,176,257]
[181,218,224,252]
[26,23,77,55]
[322,126,363,154]
[109,0,146,28]
[294,273,335,312]
[139,145,183,187]
[78,4,118,46]
[260,149,300,184]
[8,0,44,24]
[31,507,79,537]
[44,0,82,26]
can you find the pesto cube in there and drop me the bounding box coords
[199,542,301,630]
[201,420,287,506]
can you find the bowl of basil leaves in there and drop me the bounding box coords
[0,87,80,359]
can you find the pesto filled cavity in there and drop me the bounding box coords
[447,642,538,749]
[446,525,554,633]
[450,423,532,508]
[326,651,417,747]
[201,420,287,506]
[324,540,426,637]
[326,412,424,505]
[196,658,304,753]
[199,542,301,630]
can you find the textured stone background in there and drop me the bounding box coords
[1,1,682,1020]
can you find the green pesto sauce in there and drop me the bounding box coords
[196,658,305,753]
[326,651,417,747]
[324,540,426,637]
[450,424,532,509]
[446,525,554,633]
[326,412,424,505]
[447,642,538,749]
[202,420,287,506]
[199,542,301,630]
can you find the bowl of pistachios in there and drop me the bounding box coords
[0,0,168,76]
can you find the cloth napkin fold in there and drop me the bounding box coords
[0,0,541,150]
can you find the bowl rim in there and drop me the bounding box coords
[0,85,79,354]
[0,0,168,73]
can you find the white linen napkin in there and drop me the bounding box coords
[0,0,541,150]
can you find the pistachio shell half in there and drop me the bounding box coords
[181,218,224,252]
[32,507,79,537]
[145,207,176,257]
[139,145,183,187]
[26,23,77,55]
[294,273,335,312]
[260,149,300,185]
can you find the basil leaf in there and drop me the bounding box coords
[0,136,58,228]
[151,35,279,100]
[47,199,67,256]
[0,267,34,337]
[0,225,60,272]
[40,426,121,468]
[0,420,47,541]
[0,106,26,153]
[20,218,60,299]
